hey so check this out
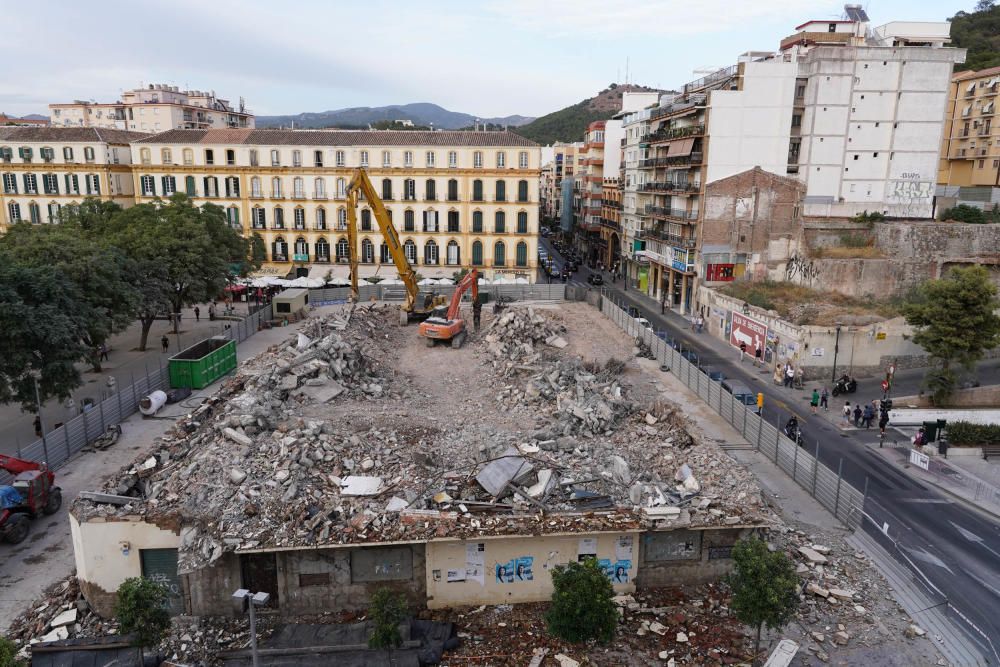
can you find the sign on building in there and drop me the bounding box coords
[730,312,768,355]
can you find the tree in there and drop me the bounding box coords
[368,588,407,649]
[976,0,995,12]
[0,252,93,410]
[901,266,1000,404]
[95,195,251,349]
[115,577,171,661]
[545,558,617,644]
[940,204,987,224]
[0,636,26,667]
[728,538,799,667]
[0,220,139,372]
[250,232,268,268]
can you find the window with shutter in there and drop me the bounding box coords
[517,211,528,234]
[185,176,195,196]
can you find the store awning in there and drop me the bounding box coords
[250,264,294,279]
[665,137,695,157]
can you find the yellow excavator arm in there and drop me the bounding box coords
[345,168,420,312]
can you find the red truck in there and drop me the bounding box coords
[0,454,62,544]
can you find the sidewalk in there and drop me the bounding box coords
[0,302,258,457]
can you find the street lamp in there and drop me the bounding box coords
[233,589,270,667]
[32,367,50,463]
[831,322,843,383]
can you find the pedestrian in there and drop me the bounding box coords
[810,388,819,414]
[785,364,795,388]
[912,427,926,449]
[795,366,804,389]
[100,342,109,362]
[820,387,829,411]
[194,306,200,322]
[33,415,42,438]
[209,304,216,321]
[756,392,764,416]
[879,411,890,437]
[161,334,170,353]
[774,363,784,386]
[697,315,704,333]
[739,341,747,362]
[472,297,482,332]
[843,401,852,425]
[853,404,863,427]
[754,346,762,368]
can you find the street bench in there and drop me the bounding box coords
[983,445,1000,461]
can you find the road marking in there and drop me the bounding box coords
[967,571,1000,601]
[901,546,954,574]
[949,520,1000,560]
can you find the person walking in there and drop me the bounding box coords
[100,343,109,362]
[853,404,863,427]
[161,334,170,353]
[843,401,852,425]
[810,388,820,414]
[33,415,42,438]
[756,392,764,416]
[785,364,795,388]
[862,403,874,429]
[795,366,804,389]
[774,362,784,386]
[820,387,829,411]
[754,346,763,368]
[472,297,482,332]
[739,341,747,363]
[194,306,201,322]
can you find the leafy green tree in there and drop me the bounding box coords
[940,204,987,224]
[902,266,1000,404]
[950,3,1000,71]
[115,577,171,662]
[95,195,251,349]
[0,252,92,409]
[545,558,617,644]
[250,232,268,268]
[0,220,139,372]
[368,588,407,649]
[0,635,26,667]
[728,538,799,667]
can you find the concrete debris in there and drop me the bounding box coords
[798,546,829,564]
[905,624,926,638]
[554,654,580,667]
[475,447,534,497]
[341,476,384,496]
[48,608,77,628]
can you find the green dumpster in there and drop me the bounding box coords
[168,336,237,389]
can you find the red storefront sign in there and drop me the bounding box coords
[730,312,768,355]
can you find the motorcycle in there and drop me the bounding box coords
[831,374,857,397]
[783,422,805,447]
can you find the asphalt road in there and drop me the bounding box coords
[540,237,1000,663]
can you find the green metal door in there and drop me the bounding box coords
[140,548,184,615]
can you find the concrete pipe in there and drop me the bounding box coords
[139,390,167,416]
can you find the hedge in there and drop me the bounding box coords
[945,421,1000,446]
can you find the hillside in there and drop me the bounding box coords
[950,3,1000,71]
[513,84,665,145]
[257,103,533,130]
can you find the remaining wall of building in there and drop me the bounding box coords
[70,515,181,617]
[638,528,753,587]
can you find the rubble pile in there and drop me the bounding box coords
[481,306,568,373]
[521,357,633,436]
[6,576,116,651]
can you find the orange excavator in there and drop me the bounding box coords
[1,454,61,544]
[418,269,478,348]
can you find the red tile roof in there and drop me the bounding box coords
[0,127,148,143]
[137,128,538,147]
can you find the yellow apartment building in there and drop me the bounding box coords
[938,67,1000,187]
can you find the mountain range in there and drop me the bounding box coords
[256,103,533,130]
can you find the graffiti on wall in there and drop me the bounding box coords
[783,253,821,286]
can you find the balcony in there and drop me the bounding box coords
[638,181,700,194]
[647,124,705,143]
[650,95,707,122]
[291,191,307,200]
[270,191,284,199]
[638,229,697,248]
[639,152,703,169]
[250,191,264,200]
[313,191,328,200]
[644,205,698,222]
[599,217,621,231]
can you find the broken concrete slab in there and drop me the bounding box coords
[806,582,830,598]
[526,469,556,498]
[340,476,384,496]
[78,491,134,506]
[475,446,533,497]
[798,546,829,564]
[297,380,346,404]
[545,335,568,349]
[49,608,78,628]
[222,427,253,448]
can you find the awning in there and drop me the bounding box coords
[968,82,977,93]
[665,137,695,157]
[250,264,294,278]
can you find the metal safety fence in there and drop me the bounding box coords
[1,304,272,484]
[306,282,567,305]
[600,297,864,529]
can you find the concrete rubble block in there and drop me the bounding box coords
[554,655,580,667]
[36,626,69,644]
[648,621,668,636]
[385,496,409,512]
[611,455,632,485]
[545,335,568,349]
[341,476,383,496]
[798,546,829,564]
[811,632,826,643]
[675,631,689,643]
[222,427,253,448]
[904,624,926,638]
[279,374,299,391]
[827,588,854,600]
[526,469,556,498]
[475,446,534,497]
[806,582,830,598]
[229,468,247,485]
[645,413,658,426]
[48,608,77,628]
[297,380,346,404]
[832,631,850,645]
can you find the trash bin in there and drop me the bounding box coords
[938,437,949,458]
[922,420,946,442]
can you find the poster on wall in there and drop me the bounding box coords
[597,558,613,578]
[615,536,634,561]
[465,543,485,585]
[495,560,515,584]
[612,560,631,584]
[515,556,534,581]
[730,312,768,356]
[446,569,466,582]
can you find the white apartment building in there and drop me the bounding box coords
[50,84,253,133]
[0,127,142,229]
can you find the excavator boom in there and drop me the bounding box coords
[446,269,478,322]
[0,454,42,476]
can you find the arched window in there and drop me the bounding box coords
[495,180,506,202]
[203,176,218,197]
[517,211,528,234]
[472,210,483,233]
[314,177,326,198]
[273,207,285,229]
[494,240,506,266]
[382,178,393,200]
[446,240,460,266]
[517,179,529,202]
[494,211,505,234]
[293,177,304,198]
[404,209,415,232]
[403,239,417,264]
[424,239,439,265]
[337,208,347,229]
[252,207,266,229]
[294,208,306,229]
[425,179,436,201]
[294,237,308,260]
[361,238,375,264]
[250,176,262,197]
[361,208,372,231]
[161,148,172,164]
[227,206,240,228]
[336,237,350,262]
[472,179,483,202]
[516,241,528,267]
[447,210,459,233]
[316,207,327,230]
[271,177,282,197]
[292,150,302,167]
[316,237,330,262]
[336,177,346,198]
[380,242,390,264]
[271,236,287,261]
[447,178,458,201]
[403,179,415,200]
[423,209,438,232]
[471,240,483,266]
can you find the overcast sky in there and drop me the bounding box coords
[1,0,971,119]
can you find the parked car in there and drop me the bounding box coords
[680,349,699,365]
[721,380,756,406]
[701,366,725,382]
[627,306,641,319]
[636,317,653,330]
[587,273,604,285]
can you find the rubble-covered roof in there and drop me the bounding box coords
[73,303,769,573]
